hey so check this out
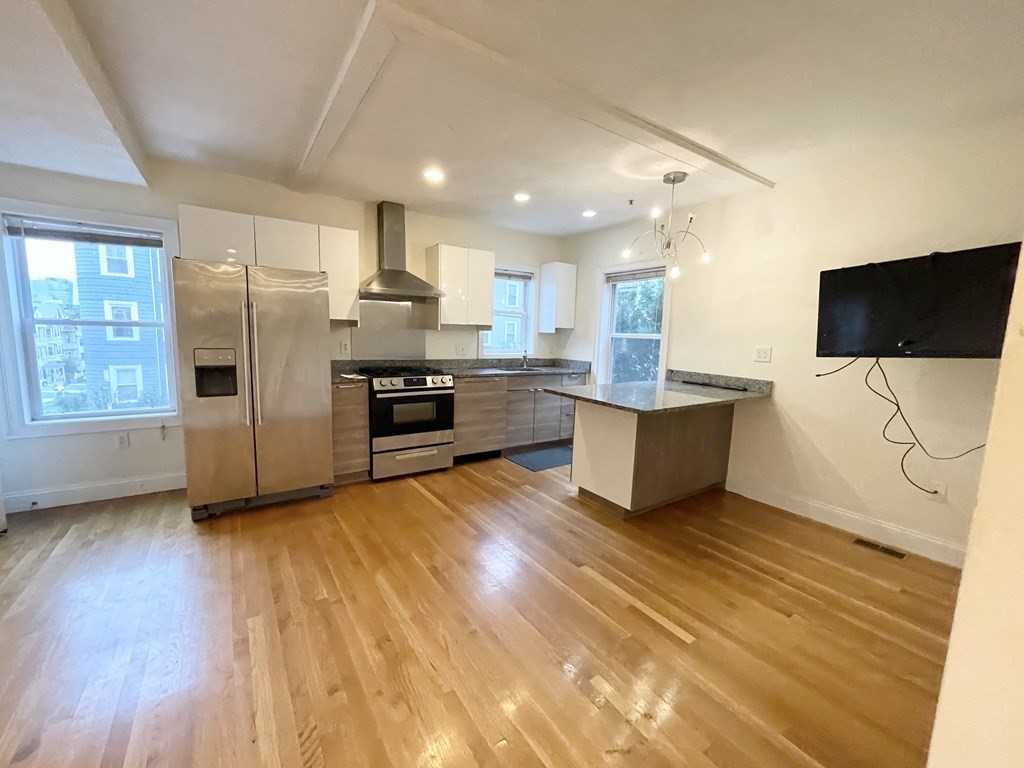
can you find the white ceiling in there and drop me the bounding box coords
[0,0,143,185]
[2,0,1022,234]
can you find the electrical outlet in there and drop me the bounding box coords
[753,346,773,363]
[341,340,350,355]
[116,432,131,450]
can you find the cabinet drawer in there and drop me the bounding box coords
[331,383,369,475]
[455,377,508,456]
[506,374,563,391]
[561,372,586,387]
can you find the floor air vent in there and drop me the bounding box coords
[853,538,907,559]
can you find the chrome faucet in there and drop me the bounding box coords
[521,350,529,369]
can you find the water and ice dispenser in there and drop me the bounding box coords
[193,348,238,397]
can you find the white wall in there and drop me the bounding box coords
[560,122,1024,563]
[926,215,1024,766]
[0,159,566,511]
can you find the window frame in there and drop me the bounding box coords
[108,364,144,404]
[594,261,672,386]
[479,265,537,358]
[0,198,181,438]
[99,244,136,278]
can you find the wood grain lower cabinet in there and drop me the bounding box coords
[505,389,536,448]
[560,372,585,439]
[331,382,370,476]
[533,391,562,443]
[454,377,508,456]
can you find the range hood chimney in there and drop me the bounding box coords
[359,201,444,301]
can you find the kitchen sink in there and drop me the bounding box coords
[498,366,559,372]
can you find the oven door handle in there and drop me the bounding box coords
[375,390,455,399]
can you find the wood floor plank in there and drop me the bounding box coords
[0,458,958,767]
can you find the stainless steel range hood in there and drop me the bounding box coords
[359,201,444,301]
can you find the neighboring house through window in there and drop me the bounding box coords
[1,210,176,424]
[481,268,534,356]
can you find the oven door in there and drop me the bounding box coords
[370,389,455,452]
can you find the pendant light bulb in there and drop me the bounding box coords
[701,251,711,263]
[670,262,681,280]
[622,248,631,259]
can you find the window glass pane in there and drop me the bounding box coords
[36,327,172,416]
[613,278,664,335]
[493,277,526,312]
[483,312,525,353]
[610,337,661,384]
[25,238,165,322]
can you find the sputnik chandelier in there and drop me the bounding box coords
[622,171,710,279]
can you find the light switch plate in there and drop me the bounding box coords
[753,346,773,363]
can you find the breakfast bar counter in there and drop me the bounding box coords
[542,373,771,517]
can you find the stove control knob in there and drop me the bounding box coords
[390,378,400,386]
[431,376,441,384]
[444,376,452,384]
[378,379,388,387]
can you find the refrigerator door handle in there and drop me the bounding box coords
[240,301,252,426]
[250,302,263,425]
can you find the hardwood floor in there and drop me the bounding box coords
[0,458,959,767]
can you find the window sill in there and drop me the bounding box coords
[5,411,181,440]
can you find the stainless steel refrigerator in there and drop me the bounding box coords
[172,259,333,518]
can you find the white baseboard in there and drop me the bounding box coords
[3,473,186,514]
[725,479,966,568]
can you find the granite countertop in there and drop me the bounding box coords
[450,367,584,378]
[542,380,769,414]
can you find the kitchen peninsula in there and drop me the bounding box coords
[543,372,772,517]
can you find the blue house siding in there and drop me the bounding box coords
[74,244,170,409]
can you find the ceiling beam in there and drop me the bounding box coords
[36,0,150,184]
[294,0,397,181]
[379,0,774,189]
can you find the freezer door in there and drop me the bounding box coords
[247,266,333,495]
[172,259,257,507]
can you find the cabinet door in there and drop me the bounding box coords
[454,376,507,456]
[320,226,360,321]
[437,245,469,325]
[560,410,575,440]
[533,390,562,443]
[178,205,255,264]
[505,389,535,448]
[538,262,577,333]
[332,382,370,475]
[254,216,320,271]
[466,249,495,326]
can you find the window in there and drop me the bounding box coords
[600,268,666,384]
[104,300,140,341]
[481,269,534,356]
[99,244,135,277]
[2,212,175,422]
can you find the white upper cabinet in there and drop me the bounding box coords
[254,216,319,272]
[178,205,256,265]
[466,248,496,326]
[319,226,360,322]
[539,262,577,333]
[427,244,467,325]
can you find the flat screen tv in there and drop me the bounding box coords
[817,242,1020,358]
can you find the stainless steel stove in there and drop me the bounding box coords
[358,366,455,479]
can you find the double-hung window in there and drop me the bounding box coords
[481,268,534,356]
[601,268,666,384]
[1,213,176,422]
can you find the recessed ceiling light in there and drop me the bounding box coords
[514,192,530,203]
[582,209,597,218]
[650,207,662,219]
[226,248,237,254]
[226,257,237,263]
[423,166,445,184]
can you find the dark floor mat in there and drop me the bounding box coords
[505,445,572,472]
